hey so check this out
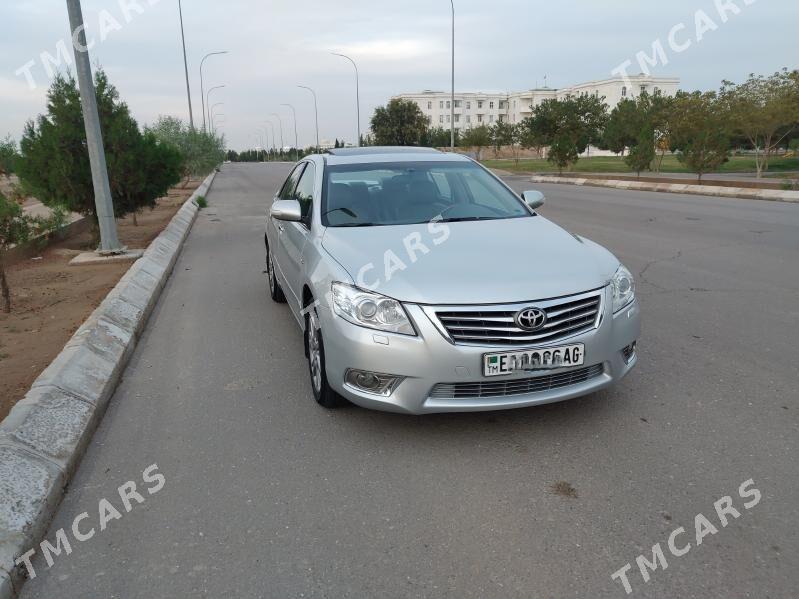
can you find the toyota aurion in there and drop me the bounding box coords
[265,147,640,414]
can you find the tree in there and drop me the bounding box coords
[421,126,455,148]
[547,136,579,173]
[370,98,429,146]
[0,192,63,313]
[490,121,519,163]
[490,121,521,165]
[600,98,640,155]
[625,126,656,176]
[523,95,608,172]
[721,69,799,177]
[114,132,183,225]
[599,92,674,171]
[146,115,225,181]
[670,91,731,181]
[459,125,491,160]
[18,72,190,240]
[0,136,19,177]
[517,118,546,159]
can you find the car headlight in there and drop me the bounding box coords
[611,265,635,313]
[331,282,416,335]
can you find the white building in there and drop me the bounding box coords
[395,74,680,130]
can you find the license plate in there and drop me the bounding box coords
[483,344,585,377]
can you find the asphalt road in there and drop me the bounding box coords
[22,163,798,598]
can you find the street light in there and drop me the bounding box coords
[199,50,228,131]
[261,122,275,159]
[281,103,300,162]
[177,0,194,128]
[269,113,285,154]
[206,84,225,130]
[263,121,276,153]
[66,0,121,253]
[210,102,224,133]
[210,102,224,120]
[256,128,270,162]
[297,85,320,149]
[211,112,225,133]
[449,0,455,151]
[331,52,360,146]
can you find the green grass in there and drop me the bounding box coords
[195,195,208,209]
[482,155,799,175]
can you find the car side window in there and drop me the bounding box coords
[293,162,316,225]
[278,164,305,201]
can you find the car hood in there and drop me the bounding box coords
[321,216,620,305]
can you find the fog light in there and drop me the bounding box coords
[345,369,403,396]
[622,342,637,364]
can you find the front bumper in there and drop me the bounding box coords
[319,287,640,414]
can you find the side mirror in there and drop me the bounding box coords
[270,199,302,222]
[522,190,545,210]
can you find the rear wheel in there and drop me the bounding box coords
[305,305,345,409]
[266,244,286,303]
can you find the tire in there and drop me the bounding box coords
[266,243,286,303]
[305,304,346,409]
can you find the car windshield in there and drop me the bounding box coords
[322,160,532,227]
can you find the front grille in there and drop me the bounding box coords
[429,364,605,399]
[431,290,603,346]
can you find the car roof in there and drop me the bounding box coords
[318,146,472,166]
[325,146,441,156]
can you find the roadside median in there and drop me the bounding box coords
[0,170,217,599]
[529,175,799,203]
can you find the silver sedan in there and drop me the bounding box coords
[265,147,640,414]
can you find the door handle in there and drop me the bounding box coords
[277,224,285,233]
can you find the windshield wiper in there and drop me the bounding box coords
[438,216,498,223]
[335,222,377,227]
[323,207,359,218]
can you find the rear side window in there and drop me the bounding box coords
[278,164,305,201]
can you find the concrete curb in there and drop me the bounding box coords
[529,175,799,203]
[0,170,217,598]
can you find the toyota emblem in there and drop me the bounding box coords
[515,307,547,331]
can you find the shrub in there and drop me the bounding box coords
[147,116,225,179]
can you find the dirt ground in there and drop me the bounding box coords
[0,179,202,420]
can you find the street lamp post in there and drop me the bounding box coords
[297,85,320,149]
[258,132,267,162]
[331,52,360,146]
[210,102,224,132]
[281,104,300,162]
[263,121,276,155]
[66,0,122,253]
[206,84,225,128]
[177,0,194,128]
[270,113,285,155]
[199,50,228,131]
[211,112,225,134]
[450,0,455,151]
[256,128,269,161]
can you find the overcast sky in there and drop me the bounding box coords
[1,0,796,150]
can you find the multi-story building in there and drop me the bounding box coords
[395,74,680,130]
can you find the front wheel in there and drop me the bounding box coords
[266,244,286,303]
[306,305,345,409]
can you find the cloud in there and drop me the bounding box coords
[0,0,795,149]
